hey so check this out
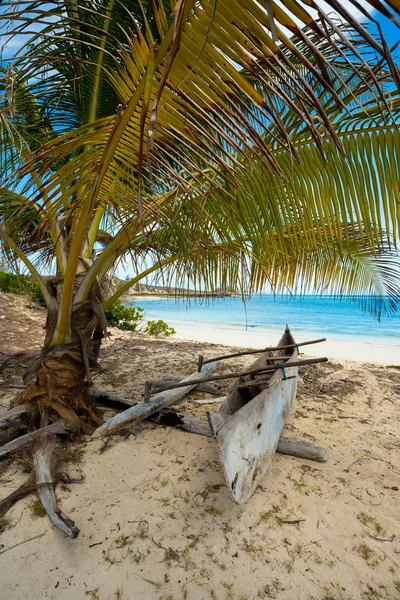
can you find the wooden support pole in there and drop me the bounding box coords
[146,357,327,399]
[89,390,329,463]
[151,375,221,395]
[144,382,152,405]
[237,374,297,389]
[153,411,328,462]
[92,361,218,439]
[198,337,326,367]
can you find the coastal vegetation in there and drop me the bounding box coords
[104,300,144,331]
[143,320,176,338]
[0,0,399,490]
[104,299,174,336]
[0,270,42,301]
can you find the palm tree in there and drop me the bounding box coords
[0,0,399,435]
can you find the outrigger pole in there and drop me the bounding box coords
[197,337,326,371]
[144,356,328,403]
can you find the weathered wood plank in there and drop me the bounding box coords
[92,361,218,438]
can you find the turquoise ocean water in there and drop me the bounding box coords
[129,295,400,343]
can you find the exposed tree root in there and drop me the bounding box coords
[0,478,36,518]
[21,430,80,538]
[0,471,84,519]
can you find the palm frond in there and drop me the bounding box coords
[2,1,399,234]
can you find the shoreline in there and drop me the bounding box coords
[161,321,400,365]
[128,295,400,365]
[125,293,232,300]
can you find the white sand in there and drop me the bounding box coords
[168,322,400,365]
[1,331,400,600]
[1,293,400,599]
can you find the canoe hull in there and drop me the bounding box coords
[208,328,298,503]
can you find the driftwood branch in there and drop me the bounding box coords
[152,411,328,462]
[92,361,218,438]
[0,426,28,446]
[89,388,136,409]
[0,349,40,375]
[0,405,32,425]
[275,437,328,462]
[0,420,66,460]
[277,518,306,525]
[194,396,226,405]
[0,532,46,556]
[89,372,221,411]
[152,411,212,437]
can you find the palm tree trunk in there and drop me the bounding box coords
[13,275,105,433]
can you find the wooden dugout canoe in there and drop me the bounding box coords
[207,326,299,503]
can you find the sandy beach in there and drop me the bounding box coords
[0,292,399,599]
[169,322,400,366]
[128,295,400,366]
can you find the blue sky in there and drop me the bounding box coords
[375,11,399,49]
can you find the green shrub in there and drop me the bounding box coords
[144,319,176,338]
[0,270,43,300]
[104,300,144,331]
